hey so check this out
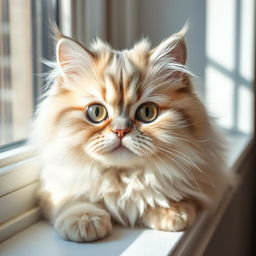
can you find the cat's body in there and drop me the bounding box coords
[32,27,229,242]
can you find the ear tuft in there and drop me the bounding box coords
[176,22,189,38]
[151,24,189,65]
[49,21,63,41]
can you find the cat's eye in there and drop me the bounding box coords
[135,102,158,123]
[86,104,108,123]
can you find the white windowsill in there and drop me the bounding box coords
[0,145,34,169]
[0,132,253,256]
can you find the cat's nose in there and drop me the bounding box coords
[112,128,131,139]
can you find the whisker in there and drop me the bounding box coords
[169,132,208,145]
[87,138,105,148]
[169,135,194,144]
[158,145,203,173]
[135,140,156,155]
[137,146,163,176]
[136,134,152,143]
[90,141,106,153]
[157,149,202,192]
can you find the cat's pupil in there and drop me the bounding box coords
[145,107,150,117]
[95,107,100,117]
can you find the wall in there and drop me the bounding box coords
[137,0,206,97]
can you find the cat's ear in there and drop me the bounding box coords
[150,26,187,65]
[56,37,94,78]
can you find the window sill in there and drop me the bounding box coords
[0,132,253,256]
[0,145,34,169]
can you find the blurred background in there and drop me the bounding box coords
[0,0,255,255]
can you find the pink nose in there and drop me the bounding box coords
[112,128,131,139]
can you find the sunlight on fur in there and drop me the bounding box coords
[32,25,230,242]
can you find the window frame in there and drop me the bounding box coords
[0,0,59,242]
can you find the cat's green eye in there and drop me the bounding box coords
[86,104,108,123]
[136,102,158,123]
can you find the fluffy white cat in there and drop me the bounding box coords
[32,27,229,242]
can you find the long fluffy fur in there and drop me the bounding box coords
[32,30,230,234]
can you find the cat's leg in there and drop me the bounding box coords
[53,201,112,242]
[140,200,197,232]
[38,187,112,242]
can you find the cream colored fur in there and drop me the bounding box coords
[32,27,230,242]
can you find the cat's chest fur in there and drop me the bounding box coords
[82,166,170,226]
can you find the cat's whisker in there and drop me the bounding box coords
[169,148,204,172]
[136,135,153,143]
[157,148,202,192]
[87,134,104,142]
[90,141,106,153]
[133,145,150,163]
[143,150,181,189]
[170,130,209,146]
[87,138,105,149]
[135,140,155,155]
[136,140,154,153]
[136,134,153,142]
[134,145,170,189]
[164,142,204,165]
[133,142,154,162]
[158,145,200,171]
[158,145,203,173]
[87,140,101,150]
[167,132,202,147]
[137,145,163,175]
[150,152,173,175]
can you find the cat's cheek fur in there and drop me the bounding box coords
[140,201,197,232]
[54,202,112,242]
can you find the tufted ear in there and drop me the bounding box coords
[56,37,95,78]
[144,25,192,94]
[150,26,188,65]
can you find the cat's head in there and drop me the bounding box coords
[40,27,208,169]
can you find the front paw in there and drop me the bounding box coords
[142,201,197,232]
[54,203,112,242]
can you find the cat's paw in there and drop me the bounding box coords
[164,201,197,231]
[142,201,197,232]
[54,203,112,242]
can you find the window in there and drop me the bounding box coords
[0,0,33,148]
[205,0,254,136]
[0,0,57,151]
[0,0,58,243]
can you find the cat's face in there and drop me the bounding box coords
[45,28,207,168]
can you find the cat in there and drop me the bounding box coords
[32,26,229,242]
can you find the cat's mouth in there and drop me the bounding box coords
[111,143,133,154]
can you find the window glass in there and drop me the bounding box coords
[0,0,57,150]
[0,0,33,147]
[205,0,255,135]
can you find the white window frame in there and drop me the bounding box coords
[0,0,58,242]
